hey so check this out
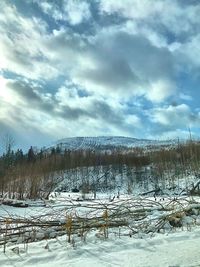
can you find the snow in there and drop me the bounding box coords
[1,194,200,266]
[50,136,178,151]
[1,227,200,267]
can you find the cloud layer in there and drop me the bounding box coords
[0,0,200,149]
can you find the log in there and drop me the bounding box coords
[140,188,161,196]
[2,200,28,208]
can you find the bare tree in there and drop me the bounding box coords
[1,133,15,154]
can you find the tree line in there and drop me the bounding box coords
[1,138,200,200]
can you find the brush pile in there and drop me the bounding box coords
[1,196,200,249]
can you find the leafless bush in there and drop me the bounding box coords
[1,196,200,252]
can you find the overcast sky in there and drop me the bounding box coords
[0,0,200,150]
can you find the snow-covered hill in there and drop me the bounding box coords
[51,136,177,151]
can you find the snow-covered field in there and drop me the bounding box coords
[1,225,200,267]
[1,192,200,266]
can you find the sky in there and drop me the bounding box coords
[0,0,200,150]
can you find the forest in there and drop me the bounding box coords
[1,137,200,200]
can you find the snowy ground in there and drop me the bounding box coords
[1,193,200,266]
[1,228,200,267]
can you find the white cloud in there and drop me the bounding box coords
[0,76,21,105]
[175,34,200,69]
[39,1,63,21]
[0,2,59,80]
[99,0,200,36]
[147,79,176,103]
[0,1,178,104]
[63,0,91,25]
[55,84,96,110]
[70,29,175,102]
[0,74,142,144]
[38,0,91,25]
[99,0,163,20]
[149,104,200,128]
[126,114,141,128]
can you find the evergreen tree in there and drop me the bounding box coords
[27,146,35,162]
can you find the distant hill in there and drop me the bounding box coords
[49,136,178,151]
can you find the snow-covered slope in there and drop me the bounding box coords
[51,136,177,151]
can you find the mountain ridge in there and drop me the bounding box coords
[49,136,178,151]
